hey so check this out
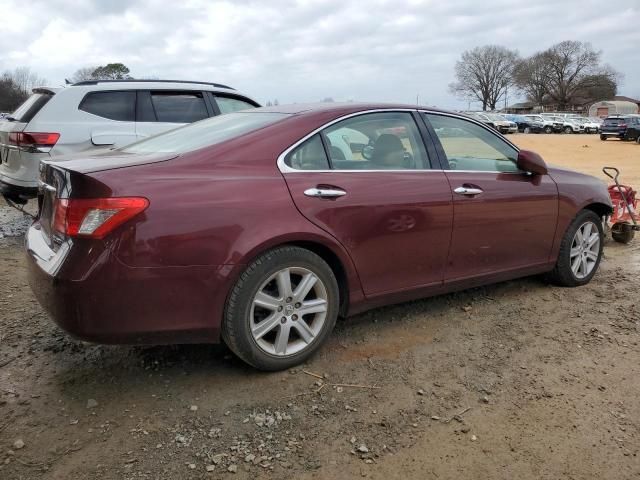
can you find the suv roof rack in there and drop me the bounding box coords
[71,79,234,90]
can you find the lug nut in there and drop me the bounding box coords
[281,317,286,324]
[294,302,301,308]
[277,306,283,312]
[286,297,293,303]
[292,314,298,321]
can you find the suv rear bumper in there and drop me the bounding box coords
[0,179,38,202]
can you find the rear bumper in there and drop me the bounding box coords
[26,223,240,344]
[0,180,38,202]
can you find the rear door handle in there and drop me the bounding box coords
[304,187,347,198]
[454,186,483,196]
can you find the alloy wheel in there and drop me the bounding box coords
[250,267,328,356]
[570,221,600,279]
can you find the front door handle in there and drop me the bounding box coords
[454,186,483,196]
[304,187,347,198]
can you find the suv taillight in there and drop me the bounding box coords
[52,197,149,239]
[9,132,60,151]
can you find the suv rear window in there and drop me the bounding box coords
[604,117,627,125]
[79,91,136,121]
[10,93,54,123]
[150,92,209,123]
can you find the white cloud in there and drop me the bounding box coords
[0,0,638,108]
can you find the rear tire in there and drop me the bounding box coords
[544,126,553,134]
[546,210,604,287]
[222,246,339,371]
[524,127,531,134]
[600,135,607,141]
[564,126,573,134]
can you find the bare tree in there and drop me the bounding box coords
[542,41,618,110]
[70,66,99,83]
[514,53,550,106]
[449,45,519,110]
[5,67,47,94]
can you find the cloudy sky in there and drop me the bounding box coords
[1,0,638,109]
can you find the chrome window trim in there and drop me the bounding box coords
[276,108,521,174]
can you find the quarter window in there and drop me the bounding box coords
[215,96,257,114]
[79,91,136,122]
[150,91,209,123]
[424,113,519,172]
[284,134,330,170]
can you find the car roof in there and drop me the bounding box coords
[71,79,234,90]
[251,102,449,116]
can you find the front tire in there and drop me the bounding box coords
[546,210,604,287]
[544,126,553,134]
[564,126,573,134]
[222,246,339,371]
[524,127,531,134]
[600,135,607,141]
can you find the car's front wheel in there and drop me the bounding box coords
[544,126,553,134]
[222,246,339,371]
[546,210,604,287]
[564,126,573,134]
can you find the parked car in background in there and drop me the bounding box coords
[599,116,640,141]
[505,114,544,133]
[624,117,640,143]
[580,117,602,133]
[485,113,518,134]
[465,112,497,130]
[0,80,260,203]
[546,115,584,134]
[28,103,612,370]
[524,115,561,134]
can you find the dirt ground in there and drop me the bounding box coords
[1,133,639,480]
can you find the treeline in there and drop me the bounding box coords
[450,41,619,111]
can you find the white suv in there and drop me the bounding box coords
[0,80,259,202]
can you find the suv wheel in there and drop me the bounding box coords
[546,210,604,287]
[600,134,607,141]
[544,126,553,134]
[564,126,573,134]
[222,246,339,371]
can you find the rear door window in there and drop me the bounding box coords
[79,91,136,122]
[10,93,54,123]
[215,96,257,114]
[150,91,209,123]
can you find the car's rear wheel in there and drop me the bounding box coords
[222,246,339,371]
[544,126,553,134]
[546,210,604,287]
[600,135,607,141]
[524,127,531,134]
[564,126,573,134]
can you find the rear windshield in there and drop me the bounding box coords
[121,112,289,154]
[10,93,53,123]
[604,118,625,125]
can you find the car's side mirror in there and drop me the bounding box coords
[517,149,548,175]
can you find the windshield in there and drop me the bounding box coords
[121,112,289,154]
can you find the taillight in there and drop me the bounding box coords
[620,124,627,128]
[52,197,149,239]
[9,132,60,151]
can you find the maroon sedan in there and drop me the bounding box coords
[27,104,612,370]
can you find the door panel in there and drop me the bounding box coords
[422,112,559,281]
[444,171,558,280]
[283,171,453,295]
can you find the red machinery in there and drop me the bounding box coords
[603,167,639,244]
